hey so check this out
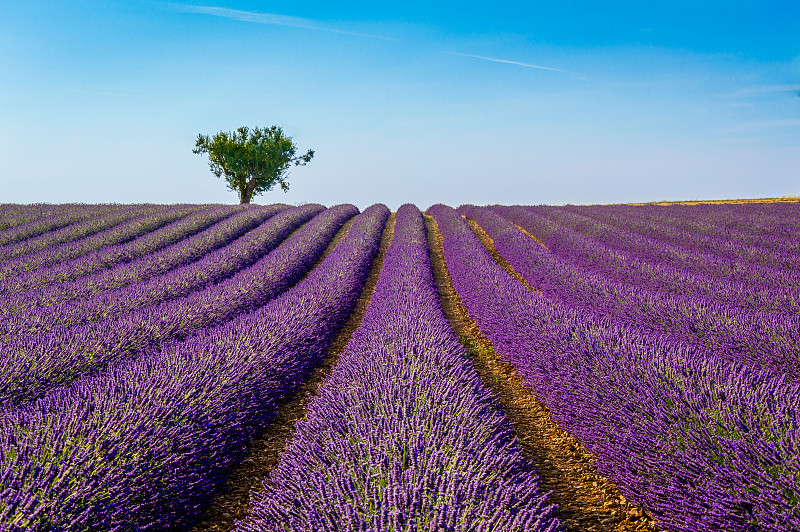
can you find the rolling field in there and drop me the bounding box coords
[0,201,798,531]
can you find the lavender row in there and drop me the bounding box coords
[0,204,198,280]
[589,203,800,248]
[577,202,800,252]
[0,204,227,295]
[530,204,800,280]
[0,203,72,220]
[0,204,310,338]
[0,204,164,265]
[430,204,800,532]
[502,205,800,316]
[488,206,799,315]
[0,204,286,317]
[534,203,800,283]
[572,202,800,247]
[560,203,800,270]
[0,204,89,233]
[463,206,800,373]
[0,204,119,246]
[0,204,64,230]
[0,204,51,229]
[0,204,388,531]
[239,204,560,532]
[498,205,800,304]
[0,204,351,405]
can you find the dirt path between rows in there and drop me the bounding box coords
[190,213,396,532]
[425,214,659,532]
[462,215,540,293]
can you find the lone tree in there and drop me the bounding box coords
[193,125,314,204]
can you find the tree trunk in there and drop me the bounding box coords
[240,178,257,204]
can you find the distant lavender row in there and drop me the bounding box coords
[576,202,800,245]
[0,204,198,280]
[0,204,285,317]
[0,204,387,531]
[568,202,800,277]
[0,204,352,405]
[0,204,162,264]
[239,205,560,532]
[0,206,298,334]
[559,203,800,271]
[0,204,94,234]
[462,206,800,373]
[490,205,799,314]
[576,202,800,253]
[430,204,800,532]
[528,204,800,283]
[0,204,119,245]
[499,205,800,304]
[0,204,71,231]
[0,204,219,295]
[0,203,79,221]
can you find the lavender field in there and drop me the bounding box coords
[0,201,798,532]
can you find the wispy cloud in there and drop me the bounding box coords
[720,84,800,99]
[441,51,569,73]
[722,119,800,133]
[174,4,573,74]
[172,4,400,41]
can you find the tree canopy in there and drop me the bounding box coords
[193,126,314,204]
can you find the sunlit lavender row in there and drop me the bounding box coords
[0,204,355,406]
[1,201,798,531]
[0,204,90,234]
[0,205,387,530]
[519,204,800,288]
[0,204,192,278]
[566,202,800,261]
[238,204,560,532]
[460,205,800,373]
[0,204,280,317]
[0,204,244,297]
[0,204,128,246]
[493,205,800,313]
[430,203,799,531]
[0,204,291,333]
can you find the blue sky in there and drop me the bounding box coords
[1,1,798,208]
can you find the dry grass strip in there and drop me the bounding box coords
[425,214,658,532]
[630,196,800,205]
[190,213,396,532]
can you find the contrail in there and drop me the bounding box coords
[441,51,568,73]
[721,84,800,98]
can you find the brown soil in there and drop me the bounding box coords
[425,214,659,532]
[513,222,549,248]
[190,213,396,532]
[461,216,539,294]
